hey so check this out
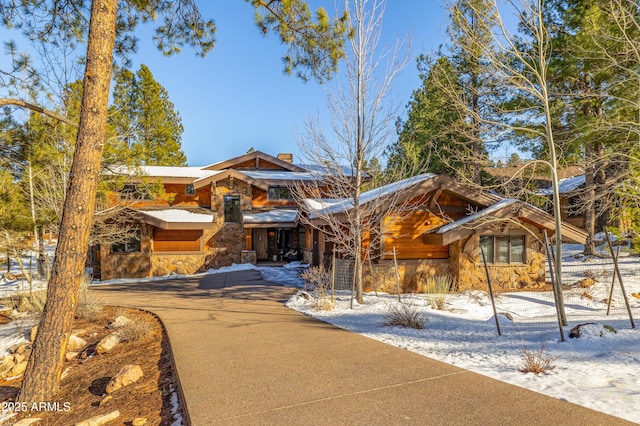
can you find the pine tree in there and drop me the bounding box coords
[109,64,186,166]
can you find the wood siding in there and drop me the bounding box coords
[252,187,298,207]
[153,229,202,252]
[231,158,289,170]
[383,211,449,260]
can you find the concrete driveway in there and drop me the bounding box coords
[91,270,631,425]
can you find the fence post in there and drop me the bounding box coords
[544,230,566,342]
[604,228,636,329]
[480,245,501,336]
[331,247,336,303]
[392,247,401,302]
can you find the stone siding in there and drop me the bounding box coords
[453,227,547,291]
[363,259,451,293]
[150,253,207,276]
[99,224,152,280]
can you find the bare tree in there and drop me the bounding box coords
[294,0,412,304]
[443,0,568,322]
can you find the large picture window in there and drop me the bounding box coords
[267,186,293,201]
[479,235,525,264]
[224,195,242,223]
[110,228,141,253]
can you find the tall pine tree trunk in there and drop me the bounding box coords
[18,0,117,403]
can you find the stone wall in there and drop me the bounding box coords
[362,259,451,293]
[150,252,208,276]
[99,224,152,280]
[203,223,246,269]
[453,226,547,291]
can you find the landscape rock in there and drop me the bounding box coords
[66,351,79,361]
[96,333,121,355]
[577,278,596,288]
[0,358,15,378]
[74,410,120,426]
[10,342,32,355]
[99,395,112,407]
[8,360,28,377]
[108,315,133,329]
[61,367,72,380]
[105,364,144,394]
[68,334,87,352]
[12,418,42,426]
[131,418,148,426]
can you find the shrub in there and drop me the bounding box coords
[520,344,558,374]
[382,302,425,329]
[76,274,104,319]
[422,274,455,310]
[300,266,334,310]
[117,318,154,342]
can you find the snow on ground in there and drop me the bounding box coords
[286,247,640,424]
[1,243,638,423]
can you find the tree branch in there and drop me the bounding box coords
[0,98,77,127]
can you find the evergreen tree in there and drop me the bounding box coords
[388,55,470,177]
[109,64,186,166]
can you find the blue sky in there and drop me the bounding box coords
[128,1,449,166]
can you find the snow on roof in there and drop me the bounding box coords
[540,174,586,195]
[106,165,217,179]
[433,198,518,234]
[297,164,369,177]
[243,209,299,224]
[140,209,215,223]
[307,174,438,218]
[242,170,321,181]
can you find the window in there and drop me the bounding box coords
[186,184,196,195]
[224,195,242,223]
[479,235,525,264]
[267,186,293,201]
[110,228,141,253]
[119,184,152,201]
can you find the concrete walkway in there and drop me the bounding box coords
[91,271,631,425]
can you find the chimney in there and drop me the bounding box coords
[277,153,293,164]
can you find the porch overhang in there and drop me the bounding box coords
[242,209,299,229]
[137,209,217,230]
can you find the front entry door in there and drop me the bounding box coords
[254,229,268,260]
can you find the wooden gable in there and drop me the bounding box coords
[201,151,306,172]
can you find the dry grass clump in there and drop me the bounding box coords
[382,303,425,329]
[301,266,334,310]
[7,289,48,314]
[75,274,104,319]
[117,319,155,342]
[422,274,455,310]
[520,344,558,374]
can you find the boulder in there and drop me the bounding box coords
[99,395,112,407]
[108,316,133,329]
[96,333,121,355]
[8,360,28,377]
[66,351,79,361]
[105,365,143,394]
[577,278,596,288]
[68,334,87,352]
[74,410,120,426]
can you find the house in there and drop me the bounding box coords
[93,151,321,280]
[301,174,588,293]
